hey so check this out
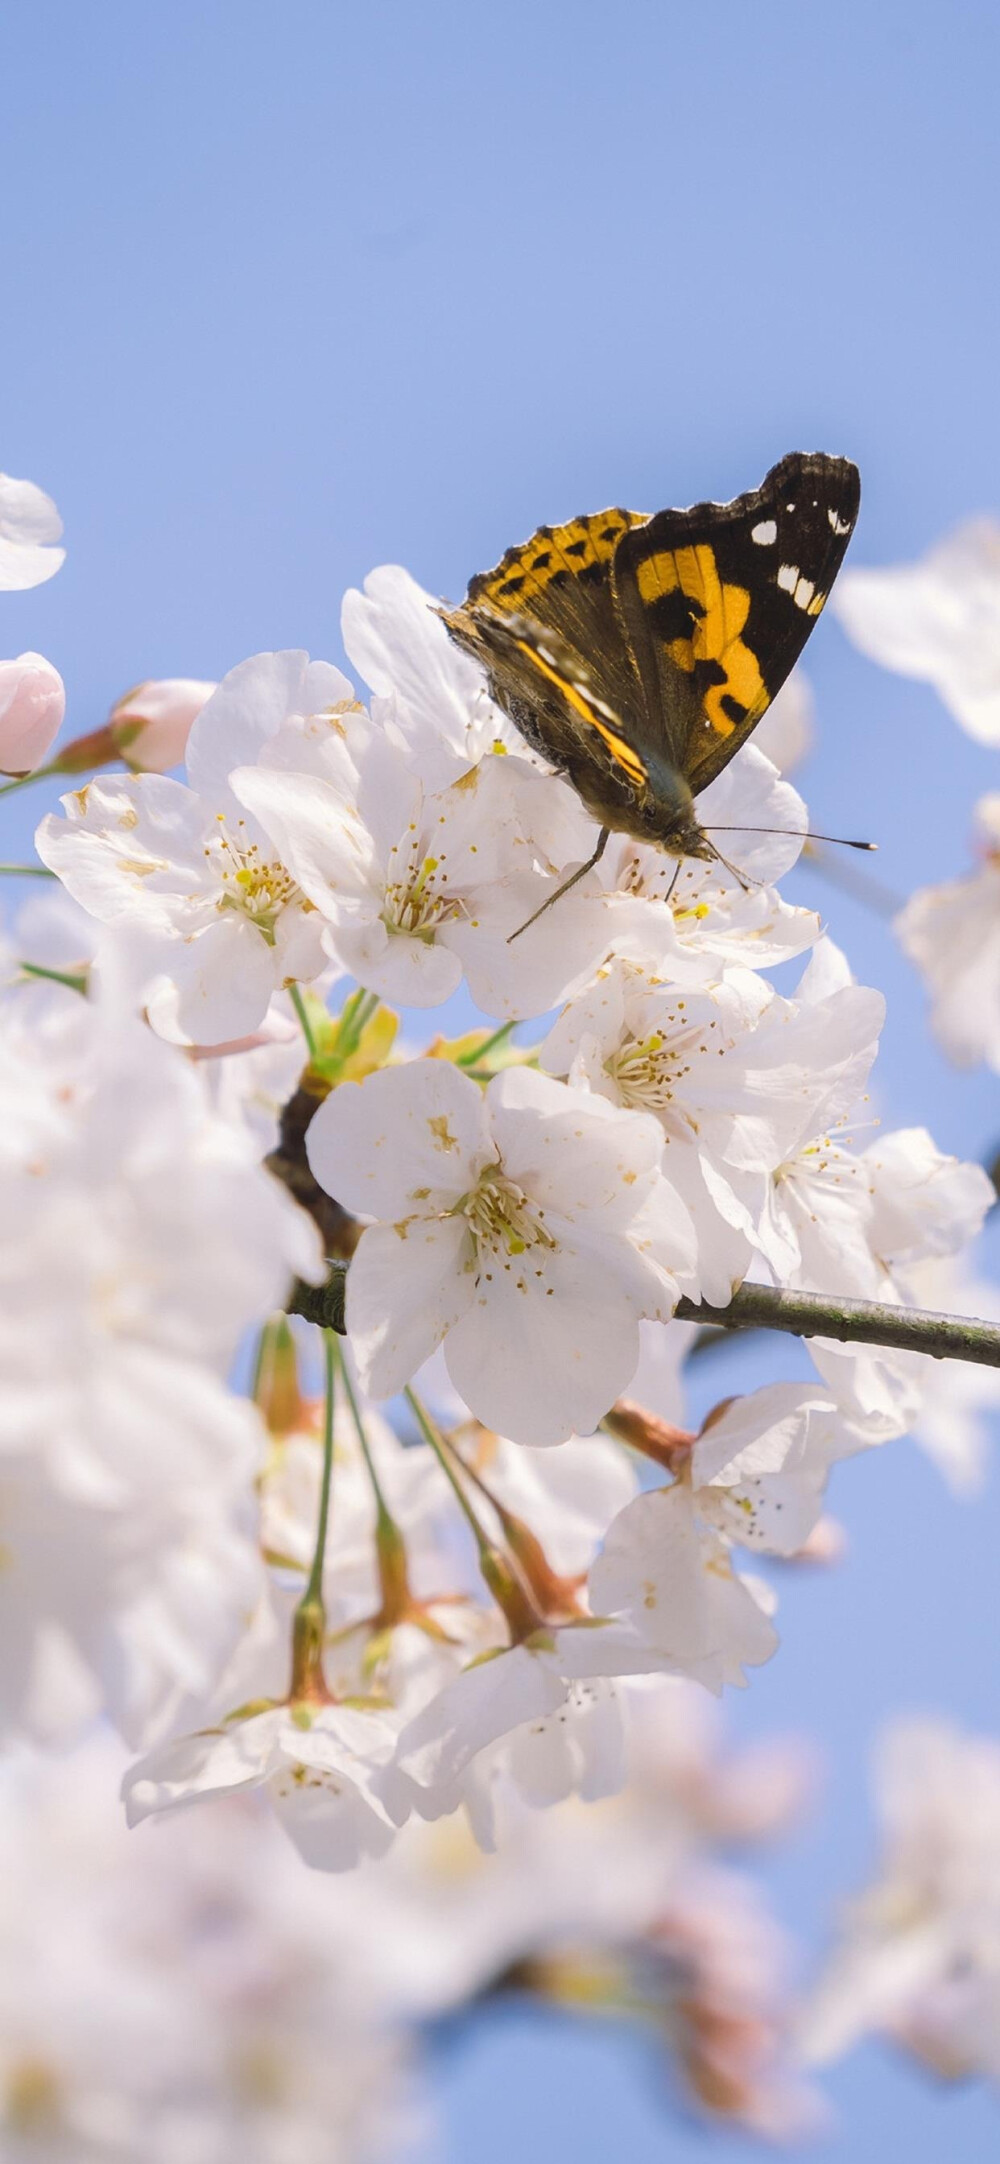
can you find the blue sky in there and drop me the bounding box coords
[4,4,1000,2156]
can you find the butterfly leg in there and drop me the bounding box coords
[663,859,683,907]
[507,827,610,944]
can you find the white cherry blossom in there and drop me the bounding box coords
[895,794,1000,1071]
[0,472,65,589]
[590,1385,848,1690]
[306,1056,697,1445]
[232,692,607,1020]
[341,561,524,786]
[802,1126,994,1436]
[754,943,887,1294]
[834,518,1000,743]
[542,950,885,1306]
[123,1700,402,1870]
[589,1484,778,1695]
[866,1124,995,1270]
[542,961,767,1300]
[391,1630,679,1821]
[898,1256,1000,1494]
[35,651,344,1042]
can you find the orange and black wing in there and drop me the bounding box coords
[461,506,649,717]
[609,451,860,794]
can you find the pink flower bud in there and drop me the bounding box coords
[0,651,66,773]
[109,677,216,772]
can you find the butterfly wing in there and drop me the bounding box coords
[442,506,672,828]
[463,506,649,716]
[609,452,860,794]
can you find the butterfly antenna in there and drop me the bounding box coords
[507,828,611,944]
[704,826,876,851]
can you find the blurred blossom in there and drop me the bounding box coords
[834,519,1000,743]
[803,1719,1000,2085]
[0,474,65,591]
[0,653,65,774]
[885,1254,1000,1495]
[110,676,217,772]
[0,983,321,1746]
[895,792,1000,1072]
[0,1736,418,2163]
[1,886,97,989]
[350,1687,822,2136]
[0,1700,820,2159]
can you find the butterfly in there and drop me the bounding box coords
[440,451,864,935]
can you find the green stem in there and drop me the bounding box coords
[0,763,61,800]
[290,1327,338,1700]
[20,961,88,994]
[289,983,319,1063]
[674,1283,1000,1368]
[0,864,57,878]
[305,1328,337,1605]
[405,1388,543,1638]
[337,1343,392,1522]
[337,987,379,1062]
[338,1346,413,1619]
[336,986,365,1036]
[457,1021,516,1067]
[405,1388,495,1552]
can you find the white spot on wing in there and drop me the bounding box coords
[777,563,798,593]
[751,519,777,546]
[828,508,852,536]
[794,576,815,610]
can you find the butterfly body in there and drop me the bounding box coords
[449,601,710,859]
[441,453,861,879]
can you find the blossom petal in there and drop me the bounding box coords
[307,1058,492,1219]
[186,650,353,805]
[395,1645,567,1789]
[834,522,1000,744]
[347,1215,476,1400]
[444,1234,645,1446]
[122,1711,283,1822]
[487,1065,663,1225]
[35,775,216,930]
[0,474,65,589]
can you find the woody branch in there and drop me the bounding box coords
[287,1263,1000,1371]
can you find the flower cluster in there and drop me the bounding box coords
[4,474,1000,2146]
[4,555,988,1869]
